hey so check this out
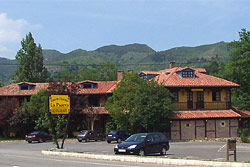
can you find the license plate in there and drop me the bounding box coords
[108,135,112,137]
[28,136,32,138]
[79,138,82,140]
[118,149,126,152]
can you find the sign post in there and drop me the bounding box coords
[48,95,70,149]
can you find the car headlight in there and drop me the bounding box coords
[115,145,118,149]
[128,145,137,149]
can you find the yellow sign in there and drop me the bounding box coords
[191,89,203,92]
[49,95,70,114]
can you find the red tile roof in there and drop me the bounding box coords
[81,107,108,114]
[233,107,250,118]
[170,110,241,120]
[0,82,49,96]
[0,81,119,96]
[77,81,118,94]
[153,67,239,87]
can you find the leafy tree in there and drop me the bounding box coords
[225,29,250,109]
[78,62,117,81]
[14,32,48,83]
[95,62,117,81]
[0,79,2,87]
[0,98,18,137]
[105,73,173,133]
[8,100,34,137]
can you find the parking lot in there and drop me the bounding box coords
[1,140,250,162]
[57,140,250,162]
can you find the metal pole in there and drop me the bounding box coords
[61,111,71,149]
[47,96,59,149]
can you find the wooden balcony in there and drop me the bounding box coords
[174,102,231,111]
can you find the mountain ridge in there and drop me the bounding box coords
[0,41,229,83]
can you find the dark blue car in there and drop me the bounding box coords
[114,132,169,156]
[106,130,130,143]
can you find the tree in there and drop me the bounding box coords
[0,79,2,87]
[14,32,48,83]
[105,73,173,133]
[225,29,250,109]
[8,100,34,137]
[83,105,102,130]
[0,98,18,137]
[78,62,118,81]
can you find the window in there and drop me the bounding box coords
[82,83,92,88]
[187,92,193,101]
[173,92,178,102]
[159,134,167,140]
[19,84,35,90]
[81,82,97,89]
[182,71,193,78]
[88,96,100,106]
[212,91,221,101]
[20,85,29,90]
[220,121,226,127]
[153,134,160,142]
[146,135,154,142]
[185,123,191,127]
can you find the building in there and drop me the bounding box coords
[0,80,118,134]
[0,62,249,139]
[139,62,244,140]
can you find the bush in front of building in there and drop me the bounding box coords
[238,128,250,143]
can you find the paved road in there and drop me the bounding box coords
[59,140,250,162]
[0,140,250,167]
[0,141,191,167]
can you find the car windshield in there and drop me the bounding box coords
[108,131,118,135]
[30,131,39,135]
[79,130,88,135]
[125,134,147,142]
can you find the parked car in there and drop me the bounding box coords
[106,130,130,143]
[25,131,51,143]
[77,130,105,142]
[114,132,169,156]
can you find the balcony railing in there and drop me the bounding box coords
[174,102,231,111]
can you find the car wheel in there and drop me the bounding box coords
[28,141,32,143]
[38,138,43,143]
[107,140,111,143]
[139,149,145,156]
[85,138,90,142]
[161,147,167,155]
[117,138,121,143]
[78,139,82,142]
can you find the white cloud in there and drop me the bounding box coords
[0,13,42,59]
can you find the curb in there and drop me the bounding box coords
[41,150,250,167]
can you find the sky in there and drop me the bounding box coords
[0,0,250,59]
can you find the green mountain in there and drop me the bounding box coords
[0,58,17,84]
[0,42,230,84]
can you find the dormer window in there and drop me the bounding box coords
[21,85,29,90]
[182,71,193,78]
[19,83,35,90]
[81,81,98,89]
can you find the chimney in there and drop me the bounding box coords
[117,70,124,81]
[169,61,175,69]
[127,69,134,74]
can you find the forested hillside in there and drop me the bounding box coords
[0,42,229,84]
